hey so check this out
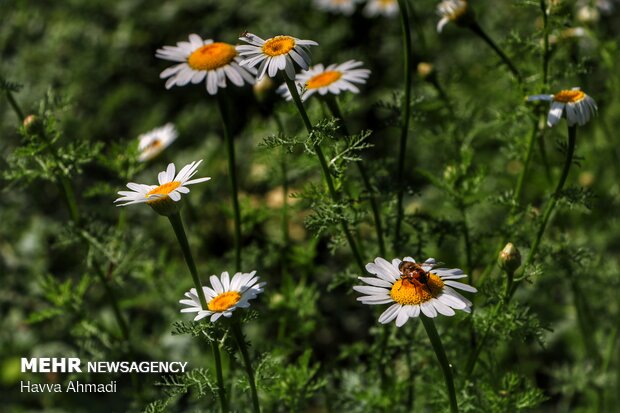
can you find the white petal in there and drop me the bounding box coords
[431,299,456,316]
[395,307,410,327]
[210,275,224,294]
[437,293,467,309]
[420,301,437,318]
[357,276,392,288]
[378,303,401,324]
[353,285,391,295]
[444,280,477,293]
[547,102,564,127]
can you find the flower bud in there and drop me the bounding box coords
[23,115,43,135]
[417,62,434,80]
[498,243,521,274]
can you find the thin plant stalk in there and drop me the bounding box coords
[467,125,578,376]
[477,119,538,285]
[460,207,473,277]
[540,0,550,88]
[518,125,577,288]
[217,94,242,272]
[10,93,80,223]
[324,96,386,256]
[232,319,260,413]
[394,0,414,255]
[421,316,459,413]
[282,76,365,273]
[211,338,229,413]
[94,263,130,341]
[272,113,290,269]
[468,22,522,83]
[5,90,25,122]
[167,212,209,309]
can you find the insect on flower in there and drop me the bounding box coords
[354,257,476,326]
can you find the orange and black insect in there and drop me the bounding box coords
[398,261,433,294]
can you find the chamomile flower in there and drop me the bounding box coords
[137,123,178,162]
[276,60,371,101]
[354,257,476,327]
[314,0,360,15]
[236,33,318,80]
[179,271,265,322]
[437,0,472,32]
[527,87,597,127]
[363,0,399,18]
[114,160,211,215]
[156,34,256,95]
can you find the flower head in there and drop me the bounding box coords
[114,160,211,215]
[363,0,399,18]
[137,123,178,162]
[156,34,256,95]
[236,33,318,80]
[527,87,597,127]
[437,0,473,32]
[354,257,476,327]
[180,271,265,322]
[314,0,360,15]
[276,60,371,101]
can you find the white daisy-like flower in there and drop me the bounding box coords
[276,60,371,101]
[437,0,471,32]
[137,123,178,162]
[156,34,256,95]
[114,160,211,214]
[354,257,477,327]
[236,33,318,80]
[179,271,265,322]
[527,87,597,127]
[363,0,399,18]
[314,0,360,15]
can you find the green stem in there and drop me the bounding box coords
[94,263,130,341]
[283,76,365,273]
[5,91,78,221]
[468,125,578,375]
[520,125,577,280]
[232,319,260,413]
[477,119,537,286]
[469,22,522,83]
[211,338,229,413]
[59,175,80,223]
[540,0,550,87]
[394,0,413,255]
[421,317,459,413]
[167,213,208,309]
[513,121,539,212]
[217,94,242,272]
[273,113,290,249]
[5,90,25,122]
[324,96,386,256]
[460,207,473,277]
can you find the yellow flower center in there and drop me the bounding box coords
[379,0,395,5]
[208,291,241,312]
[306,71,342,89]
[145,139,162,151]
[187,42,237,71]
[146,181,181,203]
[553,90,585,103]
[262,36,296,57]
[390,274,445,305]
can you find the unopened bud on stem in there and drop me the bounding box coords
[498,242,521,274]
